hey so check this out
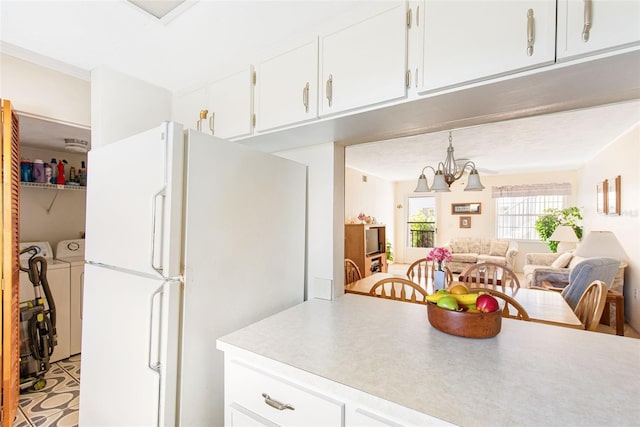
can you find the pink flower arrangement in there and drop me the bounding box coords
[426,247,452,270]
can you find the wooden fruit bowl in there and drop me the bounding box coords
[426,303,501,338]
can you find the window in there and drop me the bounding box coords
[496,195,565,240]
[407,196,436,248]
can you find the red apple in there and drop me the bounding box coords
[476,294,499,313]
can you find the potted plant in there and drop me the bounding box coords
[534,207,583,252]
[386,240,394,263]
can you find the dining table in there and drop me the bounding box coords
[345,273,583,329]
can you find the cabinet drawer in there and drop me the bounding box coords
[226,361,344,426]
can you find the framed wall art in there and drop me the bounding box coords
[459,216,471,228]
[607,175,621,215]
[596,180,607,214]
[451,202,481,215]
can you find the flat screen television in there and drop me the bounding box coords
[365,229,380,255]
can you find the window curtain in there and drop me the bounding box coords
[491,183,572,198]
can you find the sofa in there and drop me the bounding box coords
[442,237,518,274]
[523,252,587,289]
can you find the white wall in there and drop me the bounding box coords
[388,170,578,268]
[91,66,172,148]
[344,167,395,256]
[0,53,90,126]
[277,143,344,300]
[577,124,640,332]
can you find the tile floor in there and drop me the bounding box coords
[14,354,80,427]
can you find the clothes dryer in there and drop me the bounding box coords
[56,239,85,355]
[19,241,71,363]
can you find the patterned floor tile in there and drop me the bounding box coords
[13,408,32,427]
[57,357,81,383]
[19,364,79,425]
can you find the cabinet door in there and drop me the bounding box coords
[172,86,208,133]
[207,67,254,139]
[256,39,319,132]
[320,3,407,116]
[421,0,556,93]
[407,1,425,96]
[557,0,640,60]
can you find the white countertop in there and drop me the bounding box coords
[217,294,640,426]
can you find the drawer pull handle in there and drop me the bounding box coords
[262,393,295,411]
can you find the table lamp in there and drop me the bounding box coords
[573,231,628,260]
[549,225,579,253]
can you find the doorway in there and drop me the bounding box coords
[404,195,436,263]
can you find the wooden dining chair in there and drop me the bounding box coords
[468,287,530,321]
[369,277,428,305]
[459,262,520,290]
[406,258,453,287]
[344,258,362,287]
[574,280,608,331]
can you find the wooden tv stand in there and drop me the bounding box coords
[345,224,388,277]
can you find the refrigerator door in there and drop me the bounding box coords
[85,122,184,278]
[178,130,307,426]
[79,263,180,426]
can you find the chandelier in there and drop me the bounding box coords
[414,132,485,192]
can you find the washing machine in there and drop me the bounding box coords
[19,241,71,363]
[56,239,85,355]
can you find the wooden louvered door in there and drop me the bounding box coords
[0,99,20,427]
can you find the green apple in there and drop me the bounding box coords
[436,289,450,294]
[436,295,459,311]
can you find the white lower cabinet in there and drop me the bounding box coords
[556,0,640,61]
[223,354,453,427]
[225,360,344,426]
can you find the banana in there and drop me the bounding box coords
[426,292,478,305]
[425,293,449,303]
[451,293,479,306]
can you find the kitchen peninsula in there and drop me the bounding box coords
[217,295,640,426]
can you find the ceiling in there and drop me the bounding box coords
[2,1,639,175]
[346,100,640,181]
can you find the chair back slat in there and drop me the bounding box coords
[574,280,608,331]
[369,277,428,305]
[460,262,520,291]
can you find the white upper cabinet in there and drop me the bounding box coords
[407,1,425,96]
[172,87,208,132]
[207,67,254,140]
[319,3,408,117]
[557,0,640,61]
[255,39,319,132]
[420,0,557,93]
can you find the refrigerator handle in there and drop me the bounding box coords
[151,189,165,275]
[148,286,163,374]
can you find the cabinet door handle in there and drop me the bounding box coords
[302,82,310,113]
[209,112,215,135]
[582,0,592,42]
[526,8,535,56]
[262,393,295,411]
[407,8,412,28]
[326,74,333,107]
[416,5,420,26]
[415,67,419,88]
[406,69,411,88]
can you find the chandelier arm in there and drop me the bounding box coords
[420,165,438,176]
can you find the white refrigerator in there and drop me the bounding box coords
[79,122,306,426]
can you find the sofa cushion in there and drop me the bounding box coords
[451,253,478,263]
[568,256,586,269]
[477,254,507,265]
[478,239,492,255]
[450,239,469,254]
[468,240,481,254]
[489,240,509,256]
[551,252,573,268]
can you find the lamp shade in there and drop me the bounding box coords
[464,169,485,191]
[574,231,628,261]
[430,172,451,192]
[549,225,579,253]
[414,174,430,192]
